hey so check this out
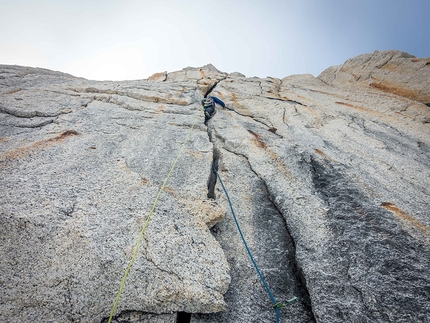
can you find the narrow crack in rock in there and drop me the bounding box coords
[204,76,228,199]
[241,154,316,318]
[1,118,55,128]
[203,76,228,98]
[201,97,317,321]
[0,103,72,118]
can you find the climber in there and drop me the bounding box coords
[201,96,227,125]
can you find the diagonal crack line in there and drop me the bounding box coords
[223,107,283,138]
[223,106,274,129]
[140,235,182,281]
[204,76,228,98]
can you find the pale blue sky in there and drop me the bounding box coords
[1,0,429,80]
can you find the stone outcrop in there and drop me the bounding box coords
[319,50,430,105]
[1,50,429,323]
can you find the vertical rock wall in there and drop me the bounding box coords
[0,65,230,322]
[196,55,430,322]
[1,51,429,323]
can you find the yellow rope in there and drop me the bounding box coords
[108,114,200,323]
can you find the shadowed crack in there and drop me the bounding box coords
[261,95,307,106]
[176,312,191,323]
[244,160,315,317]
[197,140,317,322]
[207,144,219,199]
[204,76,229,199]
[202,102,316,320]
[203,76,228,98]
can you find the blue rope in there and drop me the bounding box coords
[212,163,280,323]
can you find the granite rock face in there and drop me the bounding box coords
[0,64,230,323]
[319,50,430,105]
[1,51,430,323]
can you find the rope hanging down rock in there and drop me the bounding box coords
[108,101,295,322]
[212,163,297,323]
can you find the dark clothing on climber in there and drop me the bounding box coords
[202,96,226,125]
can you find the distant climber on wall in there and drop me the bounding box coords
[201,96,228,125]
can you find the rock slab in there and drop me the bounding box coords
[1,51,430,323]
